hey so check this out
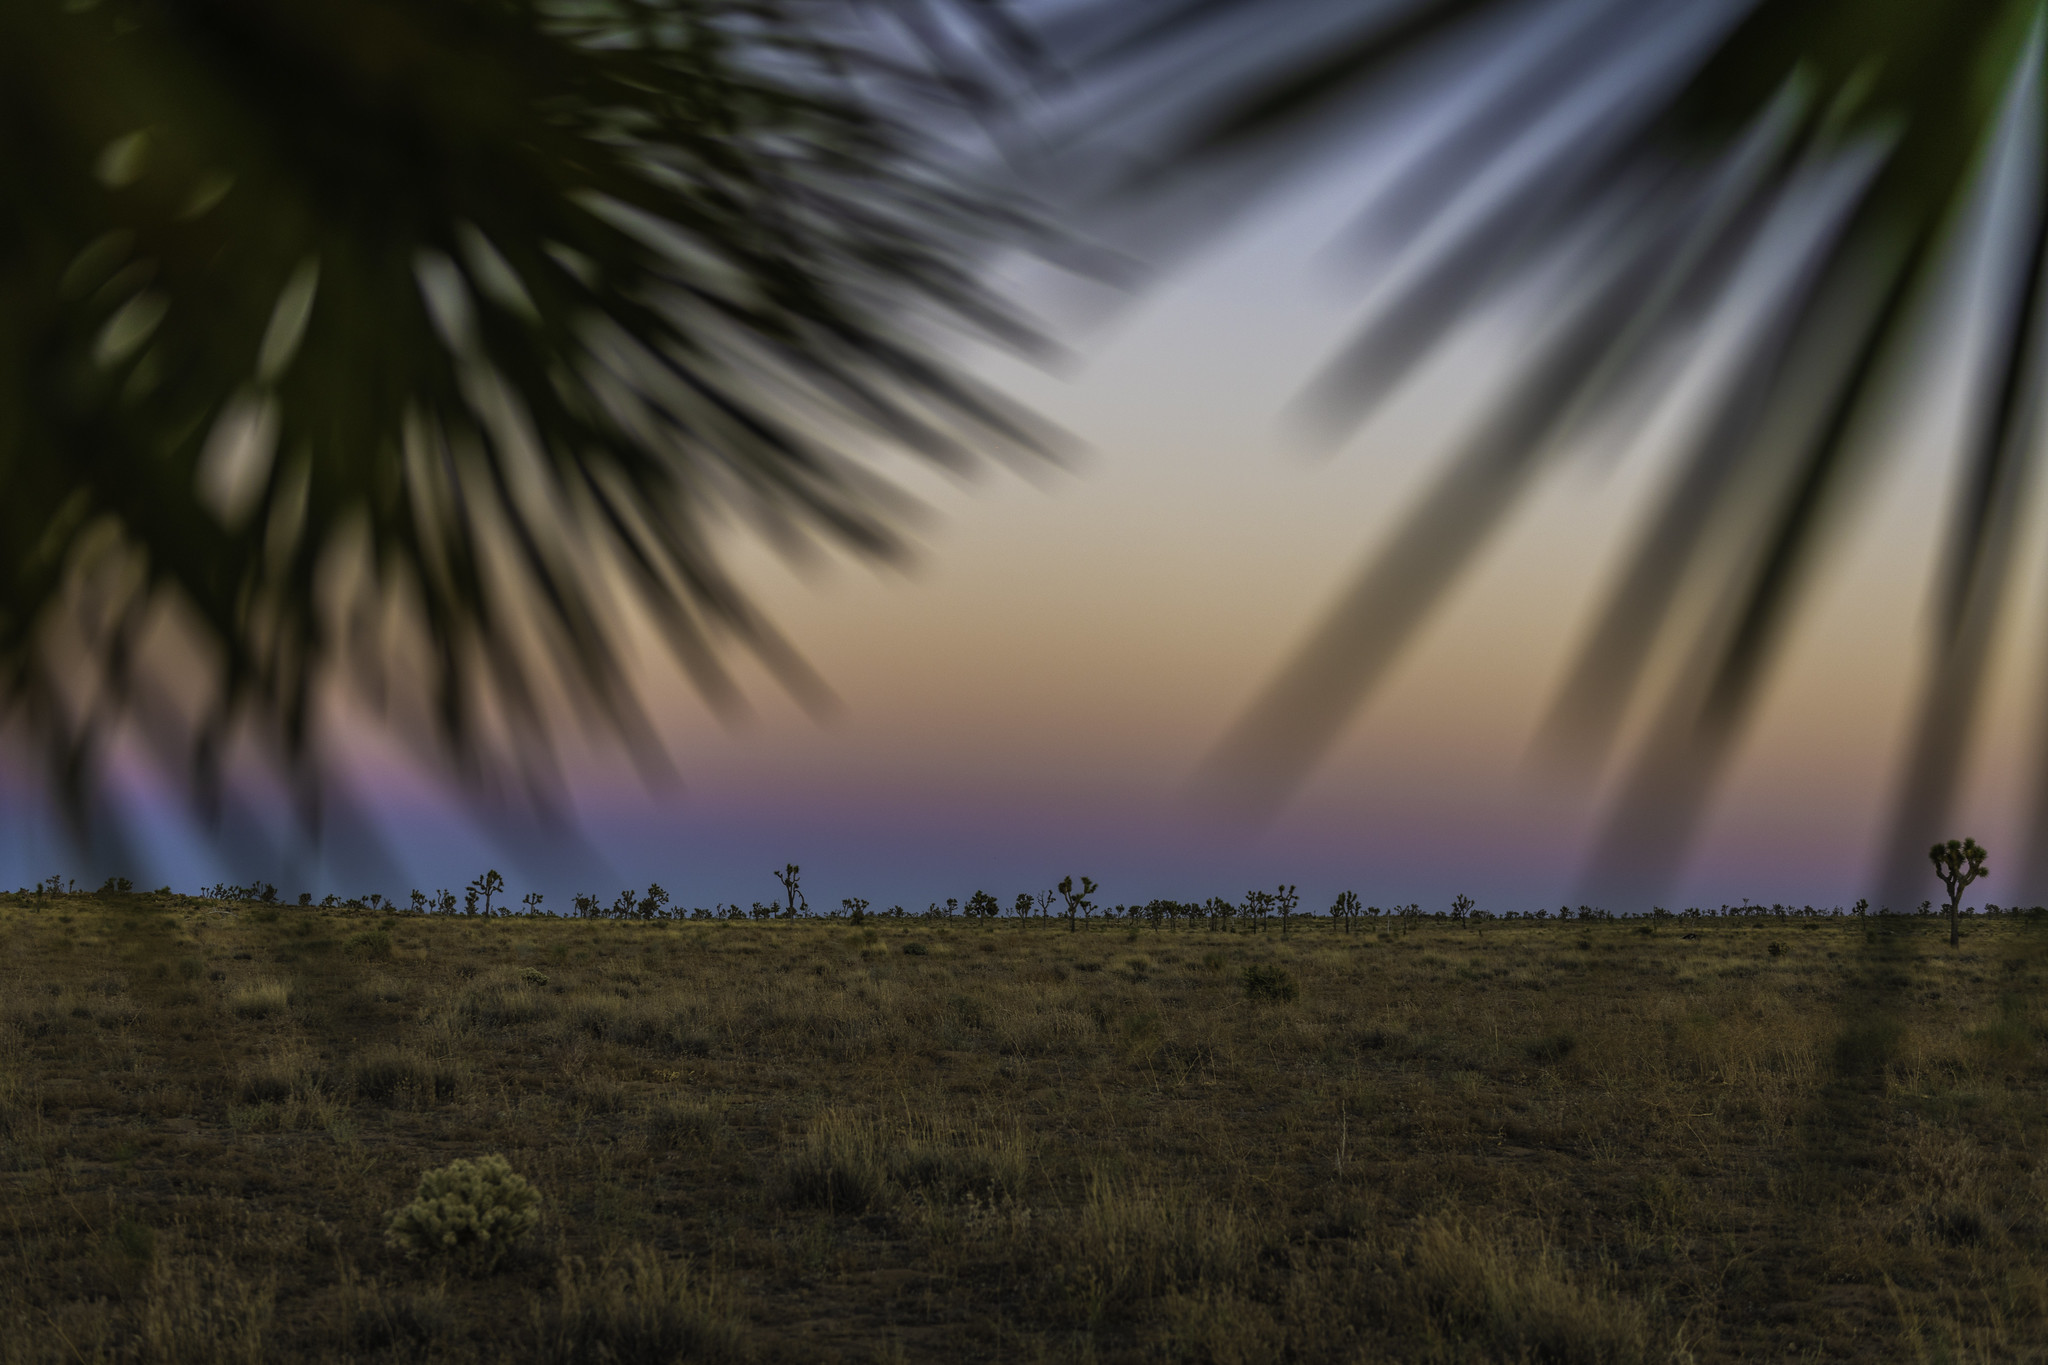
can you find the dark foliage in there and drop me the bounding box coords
[1,0,1047,860]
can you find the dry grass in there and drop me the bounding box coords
[225,979,290,1020]
[0,895,2044,1360]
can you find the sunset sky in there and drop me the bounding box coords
[5,131,2044,916]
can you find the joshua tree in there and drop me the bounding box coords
[1929,838,1989,948]
[1205,896,1235,934]
[1275,884,1300,937]
[1057,875,1098,934]
[1450,894,1475,928]
[965,890,1001,925]
[1331,890,1361,934]
[638,884,669,920]
[1013,893,1034,924]
[522,891,545,917]
[467,870,505,917]
[773,865,807,918]
[842,898,870,925]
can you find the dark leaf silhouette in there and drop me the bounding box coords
[0,0,1048,866]
[1046,0,2048,900]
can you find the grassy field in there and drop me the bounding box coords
[1,894,2045,1362]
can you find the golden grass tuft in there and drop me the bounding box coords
[539,1245,748,1364]
[226,980,290,1019]
[1395,1215,1651,1364]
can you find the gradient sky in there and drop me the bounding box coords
[5,129,2045,915]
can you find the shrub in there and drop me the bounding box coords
[521,966,550,986]
[887,1122,1030,1204]
[354,1049,460,1103]
[458,980,551,1028]
[1241,963,1297,1003]
[236,1057,302,1105]
[346,1284,448,1356]
[645,1099,730,1152]
[1834,1017,1906,1079]
[113,1218,156,1265]
[902,942,928,957]
[384,1154,541,1271]
[343,930,393,960]
[540,1245,747,1364]
[137,1254,276,1365]
[1525,1031,1578,1064]
[227,981,290,1019]
[777,1111,889,1214]
[1394,1215,1649,1363]
[1048,1175,1251,1311]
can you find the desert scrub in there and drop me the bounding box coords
[227,980,290,1019]
[385,1154,541,1272]
[343,929,393,960]
[1241,963,1297,1002]
[458,978,553,1028]
[10,896,2048,1360]
[1389,1215,1650,1364]
[645,1098,731,1152]
[778,1110,890,1214]
[778,1110,1032,1218]
[354,1048,460,1104]
[137,1253,277,1365]
[1047,1175,1251,1316]
[540,1245,748,1364]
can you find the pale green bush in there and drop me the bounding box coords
[384,1154,541,1271]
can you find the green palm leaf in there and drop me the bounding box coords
[1060,0,2048,900]
[0,0,1045,860]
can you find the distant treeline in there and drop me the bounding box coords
[10,870,2045,926]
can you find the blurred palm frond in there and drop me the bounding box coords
[1047,0,2048,901]
[0,0,1049,866]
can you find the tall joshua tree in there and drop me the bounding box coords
[1056,874,1097,933]
[1929,838,1989,948]
[467,868,504,916]
[774,864,807,918]
[1274,883,1299,937]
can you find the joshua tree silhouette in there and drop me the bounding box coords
[1929,838,1989,948]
